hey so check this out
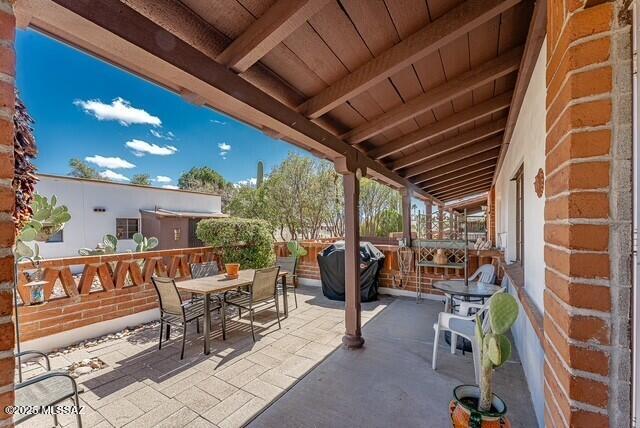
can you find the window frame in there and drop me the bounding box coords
[46,229,63,243]
[116,218,140,240]
[513,164,525,265]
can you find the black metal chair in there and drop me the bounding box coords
[276,256,298,309]
[14,350,83,427]
[224,267,281,342]
[151,276,224,359]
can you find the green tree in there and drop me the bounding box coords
[68,158,100,179]
[359,178,402,237]
[131,173,151,185]
[178,166,234,210]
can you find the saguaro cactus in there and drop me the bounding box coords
[256,161,264,187]
[475,292,519,411]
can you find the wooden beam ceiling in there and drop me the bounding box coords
[431,178,494,196]
[438,184,492,200]
[216,0,331,73]
[425,170,495,193]
[343,47,522,145]
[390,118,506,171]
[370,90,512,160]
[420,160,497,188]
[493,0,547,184]
[402,135,503,178]
[412,148,501,184]
[297,0,521,118]
[46,0,440,203]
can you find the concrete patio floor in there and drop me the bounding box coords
[250,295,538,428]
[18,286,536,428]
[18,286,388,428]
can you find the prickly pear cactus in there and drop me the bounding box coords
[488,292,519,335]
[133,232,159,252]
[17,193,71,259]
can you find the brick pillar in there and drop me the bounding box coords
[0,0,15,424]
[544,1,631,427]
[487,187,496,244]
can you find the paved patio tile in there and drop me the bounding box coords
[201,389,254,425]
[218,396,266,428]
[125,385,170,412]
[122,399,183,428]
[188,417,220,428]
[244,350,282,368]
[154,406,199,428]
[295,341,335,359]
[242,378,284,401]
[158,370,211,397]
[258,368,297,390]
[277,354,317,378]
[196,376,239,401]
[175,385,221,414]
[83,375,145,409]
[98,397,144,427]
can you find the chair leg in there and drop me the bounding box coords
[249,309,256,342]
[53,413,59,427]
[450,332,457,354]
[220,306,226,341]
[292,286,298,309]
[74,389,83,428]
[158,321,164,350]
[275,298,282,330]
[196,318,200,334]
[432,324,440,371]
[180,323,187,360]
[238,307,242,320]
[166,324,171,341]
[471,339,481,385]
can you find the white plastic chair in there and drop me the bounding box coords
[432,287,506,385]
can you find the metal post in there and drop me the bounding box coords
[464,209,469,286]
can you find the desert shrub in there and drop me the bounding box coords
[196,217,275,269]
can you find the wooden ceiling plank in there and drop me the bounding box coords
[412,147,500,184]
[47,0,440,203]
[436,183,493,199]
[370,90,512,159]
[420,159,497,188]
[442,188,492,202]
[425,170,495,192]
[390,117,506,170]
[297,0,521,118]
[403,135,502,178]
[493,0,546,183]
[343,46,522,144]
[216,0,331,72]
[430,177,494,196]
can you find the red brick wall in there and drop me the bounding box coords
[545,1,631,426]
[0,0,15,423]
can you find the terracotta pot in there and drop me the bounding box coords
[449,385,510,428]
[434,249,448,265]
[225,263,240,278]
[23,280,47,305]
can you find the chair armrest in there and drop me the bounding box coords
[16,350,51,371]
[438,311,476,329]
[16,370,81,394]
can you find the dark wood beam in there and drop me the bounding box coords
[493,0,546,184]
[442,189,492,203]
[438,184,492,200]
[343,47,522,145]
[47,0,440,203]
[370,91,512,160]
[390,118,506,171]
[431,178,494,196]
[413,148,500,184]
[297,0,521,118]
[419,160,497,188]
[216,0,330,73]
[425,171,495,193]
[403,135,502,178]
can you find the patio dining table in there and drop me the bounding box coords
[177,269,289,355]
[432,279,501,300]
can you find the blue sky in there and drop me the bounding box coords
[15,29,310,188]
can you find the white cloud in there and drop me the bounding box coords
[73,97,161,126]
[155,175,172,183]
[237,177,257,187]
[218,142,231,159]
[99,169,130,181]
[125,139,178,156]
[150,129,175,140]
[162,185,179,190]
[85,155,135,169]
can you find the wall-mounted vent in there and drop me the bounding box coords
[93,207,106,212]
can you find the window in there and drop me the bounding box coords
[47,229,63,243]
[116,218,139,239]
[514,165,525,264]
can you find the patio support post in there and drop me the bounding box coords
[425,201,432,239]
[437,207,444,239]
[335,158,365,349]
[401,189,412,246]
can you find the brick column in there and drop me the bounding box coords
[544,1,631,427]
[0,0,15,424]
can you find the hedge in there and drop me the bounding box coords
[196,217,275,269]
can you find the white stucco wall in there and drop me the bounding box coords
[34,175,222,258]
[494,39,547,427]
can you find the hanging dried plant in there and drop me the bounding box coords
[12,90,39,232]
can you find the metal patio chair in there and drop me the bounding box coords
[276,256,298,309]
[432,287,506,385]
[224,266,281,342]
[15,350,83,427]
[151,276,224,359]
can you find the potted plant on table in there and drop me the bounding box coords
[449,292,519,428]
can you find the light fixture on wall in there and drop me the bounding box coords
[174,228,181,241]
[93,207,106,212]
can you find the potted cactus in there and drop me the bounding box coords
[449,292,519,428]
